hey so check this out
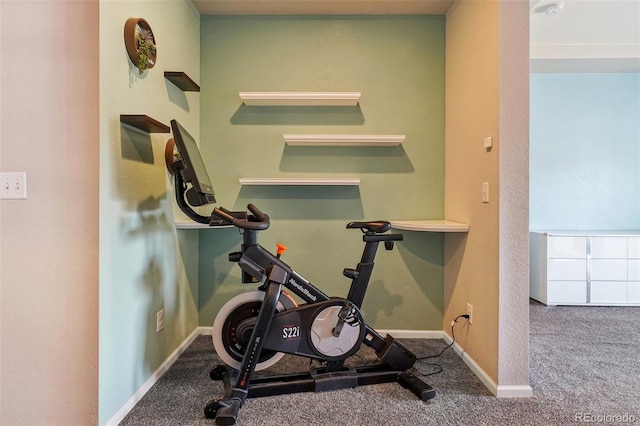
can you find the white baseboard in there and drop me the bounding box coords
[496,385,534,398]
[444,333,499,396]
[442,333,533,398]
[104,328,201,426]
[375,329,445,339]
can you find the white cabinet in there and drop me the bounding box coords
[530,232,640,306]
[629,237,640,303]
[530,233,587,305]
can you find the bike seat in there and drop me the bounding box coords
[346,221,391,234]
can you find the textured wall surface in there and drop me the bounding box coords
[1,1,100,423]
[530,73,640,231]
[497,0,531,392]
[198,15,447,330]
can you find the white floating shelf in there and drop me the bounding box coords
[284,134,405,146]
[239,92,361,106]
[175,221,233,229]
[239,178,360,186]
[390,220,470,233]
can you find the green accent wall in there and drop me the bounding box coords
[198,15,446,330]
[98,1,201,424]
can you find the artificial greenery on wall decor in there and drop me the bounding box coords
[124,18,157,75]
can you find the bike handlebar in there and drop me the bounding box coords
[212,204,270,231]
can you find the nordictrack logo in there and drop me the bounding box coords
[574,413,636,423]
[288,278,317,302]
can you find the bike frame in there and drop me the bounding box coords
[235,229,407,366]
[206,208,434,425]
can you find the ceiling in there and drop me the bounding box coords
[530,0,640,72]
[192,0,640,72]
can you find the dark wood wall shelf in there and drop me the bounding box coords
[120,114,170,133]
[164,72,200,92]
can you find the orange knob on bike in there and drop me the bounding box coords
[276,243,288,258]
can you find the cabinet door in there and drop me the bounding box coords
[629,282,640,303]
[591,259,627,281]
[548,259,587,281]
[548,236,587,258]
[590,281,628,304]
[629,237,640,259]
[628,260,640,281]
[590,237,627,258]
[548,281,587,304]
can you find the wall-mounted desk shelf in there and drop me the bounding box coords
[239,92,361,106]
[164,72,200,92]
[283,134,405,146]
[390,220,470,233]
[239,178,360,186]
[120,115,170,133]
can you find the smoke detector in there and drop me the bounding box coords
[542,2,565,16]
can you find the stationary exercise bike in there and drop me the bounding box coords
[204,204,436,425]
[164,119,435,426]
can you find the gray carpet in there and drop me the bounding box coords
[121,300,640,425]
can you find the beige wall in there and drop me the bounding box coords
[445,0,501,382]
[0,0,100,424]
[444,0,530,391]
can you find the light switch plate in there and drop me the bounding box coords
[482,182,489,203]
[1,172,27,199]
[484,136,493,150]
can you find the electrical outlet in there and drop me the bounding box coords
[466,303,473,325]
[156,309,164,332]
[1,172,27,199]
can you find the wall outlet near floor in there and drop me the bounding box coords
[466,303,473,325]
[156,309,164,332]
